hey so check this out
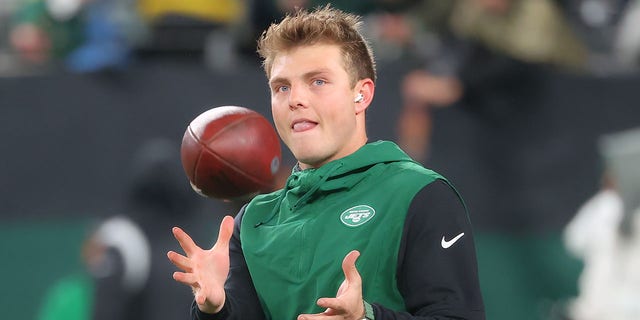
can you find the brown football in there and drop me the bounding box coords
[180,106,282,200]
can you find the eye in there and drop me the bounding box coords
[276,85,289,93]
[313,79,326,86]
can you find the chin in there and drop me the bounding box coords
[295,156,321,169]
[290,143,335,168]
[294,153,327,169]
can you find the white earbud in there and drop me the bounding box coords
[354,93,364,103]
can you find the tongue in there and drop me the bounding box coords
[293,121,316,132]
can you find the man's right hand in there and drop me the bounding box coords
[168,215,235,314]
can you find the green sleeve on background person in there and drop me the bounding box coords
[37,274,93,320]
[11,0,84,58]
[12,1,47,24]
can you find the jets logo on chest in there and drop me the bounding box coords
[340,205,376,227]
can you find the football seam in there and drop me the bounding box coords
[199,146,274,189]
[197,114,263,145]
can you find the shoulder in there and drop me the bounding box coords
[238,190,283,229]
[412,179,462,207]
[248,189,283,206]
[375,161,448,196]
[380,160,445,181]
[406,179,469,227]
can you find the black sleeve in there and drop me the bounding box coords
[191,205,266,320]
[373,179,485,319]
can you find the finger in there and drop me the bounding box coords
[172,271,198,286]
[167,250,192,272]
[195,292,207,306]
[214,215,234,250]
[172,226,198,256]
[316,297,343,312]
[297,313,334,320]
[342,250,361,283]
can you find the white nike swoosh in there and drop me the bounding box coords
[441,232,465,249]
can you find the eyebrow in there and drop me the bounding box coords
[269,68,333,87]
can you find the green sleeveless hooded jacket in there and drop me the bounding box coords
[240,141,445,319]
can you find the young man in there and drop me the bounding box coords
[168,5,485,320]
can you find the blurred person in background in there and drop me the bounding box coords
[448,0,588,70]
[395,0,589,161]
[563,171,624,319]
[560,0,636,73]
[37,240,94,320]
[9,0,146,73]
[87,138,223,320]
[9,0,84,67]
[35,138,242,320]
[35,138,203,320]
[613,0,640,70]
[65,0,147,72]
[563,128,640,320]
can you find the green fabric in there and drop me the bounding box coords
[475,232,582,320]
[241,140,444,319]
[12,0,84,58]
[37,273,93,320]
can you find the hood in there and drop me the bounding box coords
[288,140,413,195]
[254,141,415,227]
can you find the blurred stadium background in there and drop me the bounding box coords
[1,0,640,319]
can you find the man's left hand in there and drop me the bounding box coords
[297,250,365,320]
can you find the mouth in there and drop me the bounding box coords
[291,119,318,132]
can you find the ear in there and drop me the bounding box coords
[353,78,375,114]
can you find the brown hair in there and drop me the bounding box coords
[257,5,376,87]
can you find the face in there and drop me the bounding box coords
[269,43,372,169]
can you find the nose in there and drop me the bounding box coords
[287,86,308,110]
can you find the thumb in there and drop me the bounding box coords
[342,250,361,283]
[214,215,234,250]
